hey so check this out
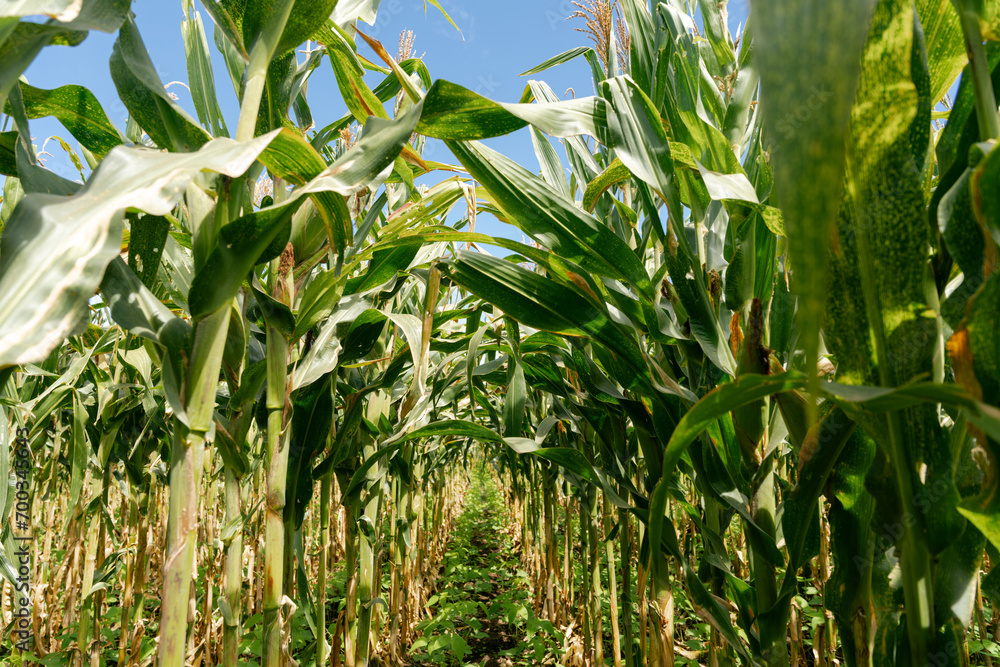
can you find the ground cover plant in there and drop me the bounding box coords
[2,0,1000,665]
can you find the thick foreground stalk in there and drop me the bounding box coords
[222,465,243,667]
[317,472,332,667]
[651,557,674,667]
[159,305,231,667]
[752,460,785,666]
[336,469,359,666]
[262,327,291,667]
[543,468,557,622]
[620,494,634,667]
[355,441,384,667]
[587,485,604,666]
[604,493,622,667]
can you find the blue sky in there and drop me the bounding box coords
[21,1,750,239]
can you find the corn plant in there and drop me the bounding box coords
[4,1,1000,666]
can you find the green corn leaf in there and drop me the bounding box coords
[110,16,212,152]
[12,82,122,158]
[583,158,632,212]
[0,0,128,109]
[662,247,736,376]
[0,131,16,177]
[696,163,759,205]
[100,258,193,352]
[345,242,420,294]
[126,212,170,290]
[519,46,593,76]
[618,0,656,93]
[502,352,526,438]
[444,140,652,297]
[242,0,338,59]
[250,276,295,339]
[417,80,605,140]
[331,0,382,30]
[961,272,1000,406]
[938,164,987,328]
[661,372,807,482]
[822,381,977,414]
[230,359,268,410]
[182,4,230,137]
[696,0,736,70]
[0,131,278,367]
[403,419,503,444]
[293,297,371,390]
[326,29,390,123]
[933,515,985,628]
[918,0,972,104]
[0,23,85,120]
[597,76,679,204]
[257,128,352,253]
[831,0,935,379]
[301,100,424,197]
[285,375,335,530]
[442,252,649,392]
[759,409,859,636]
[200,0,248,59]
[935,44,1000,180]
[663,45,742,175]
[255,51,296,135]
[296,268,346,338]
[696,441,784,566]
[423,0,461,35]
[340,309,388,363]
[188,198,301,319]
[972,139,1000,241]
[530,126,570,198]
[214,417,250,478]
[824,428,878,665]
[2,1,88,18]
[4,0,130,31]
[342,443,402,498]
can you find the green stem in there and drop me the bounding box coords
[235,4,294,143]
[845,156,935,664]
